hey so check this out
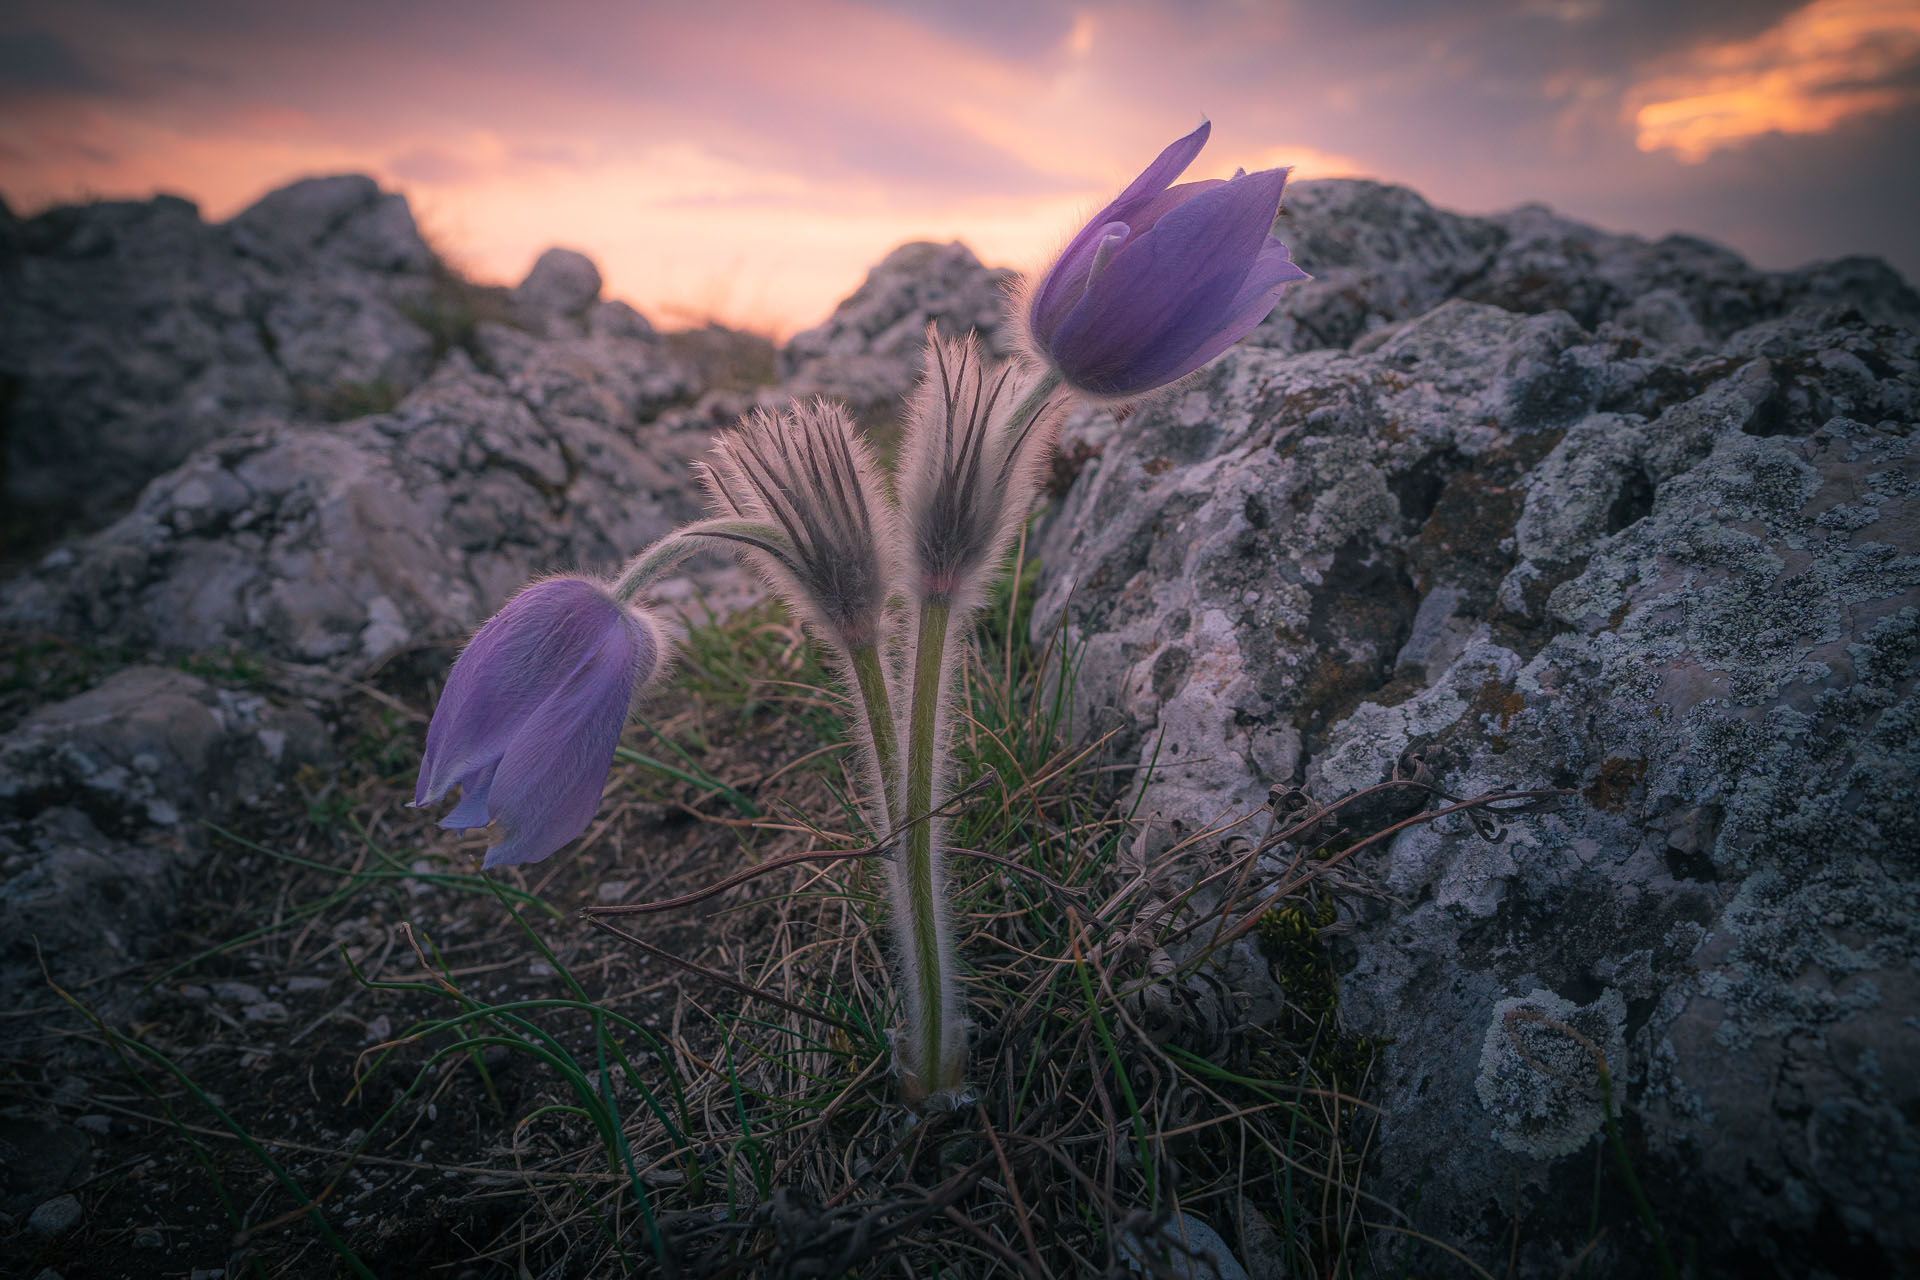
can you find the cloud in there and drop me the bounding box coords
[0,28,114,95]
[387,147,475,185]
[1628,0,1920,160]
[0,0,1911,335]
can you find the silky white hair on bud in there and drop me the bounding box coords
[897,330,1063,614]
[698,398,901,655]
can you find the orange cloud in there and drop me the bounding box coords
[1629,0,1920,161]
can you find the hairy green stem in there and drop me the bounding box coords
[898,596,955,1099]
[609,517,792,604]
[1007,373,1060,442]
[848,642,900,827]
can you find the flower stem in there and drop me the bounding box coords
[609,518,793,604]
[1007,372,1061,441]
[898,596,957,1099]
[847,642,900,827]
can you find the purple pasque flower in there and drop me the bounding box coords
[413,576,661,869]
[1015,120,1308,400]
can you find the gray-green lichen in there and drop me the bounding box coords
[1476,987,1628,1159]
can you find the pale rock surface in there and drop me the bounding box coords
[1,176,444,532]
[779,240,1017,423]
[510,246,620,337]
[2,336,704,667]
[1035,260,1918,1274]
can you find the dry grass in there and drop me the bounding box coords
[7,549,1569,1279]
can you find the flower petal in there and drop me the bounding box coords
[1108,119,1212,217]
[479,612,656,869]
[414,578,627,807]
[1126,236,1310,390]
[1048,167,1289,396]
[1029,121,1211,343]
[438,758,499,832]
[1115,178,1226,245]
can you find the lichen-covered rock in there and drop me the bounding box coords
[0,176,440,537]
[0,667,328,1004]
[1034,292,1918,1276]
[0,333,707,668]
[778,240,1015,423]
[1254,179,1920,357]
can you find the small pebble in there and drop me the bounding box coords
[211,980,266,1004]
[285,976,331,993]
[28,1194,82,1235]
[242,1001,290,1023]
[361,1015,392,1043]
[76,1115,112,1135]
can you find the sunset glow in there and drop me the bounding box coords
[1,0,1913,334]
[1631,0,1920,161]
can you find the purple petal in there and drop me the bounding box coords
[438,759,499,832]
[414,578,627,806]
[1029,121,1211,343]
[1127,237,1310,389]
[1115,178,1226,244]
[1108,119,1212,216]
[1048,167,1290,396]
[480,614,656,869]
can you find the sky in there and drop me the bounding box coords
[2,0,1917,338]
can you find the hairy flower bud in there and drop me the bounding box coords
[698,400,898,655]
[898,332,1061,609]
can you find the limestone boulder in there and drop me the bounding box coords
[1034,296,1919,1276]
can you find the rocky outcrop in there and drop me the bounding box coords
[1257,178,1920,356]
[1034,243,1918,1274]
[0,181,718,1013]
[3,168,1914,1275]
[0,177,448,536]
[779,240,1016,424]
[1,333,704,668]
[0,666,328,1002]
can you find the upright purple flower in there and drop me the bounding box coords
[1013,120,1308,400]
[413,576,662,869]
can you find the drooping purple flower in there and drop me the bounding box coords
[413,576,661,869]
[1014,120,1309,400]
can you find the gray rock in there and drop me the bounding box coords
[1,175,440,538]
[226,174,432,276]
[511,247,605,330]
[27,1193,82,1235]
[1034,295,1918,1276]
[1119,1212,1251,1280]
[0,667,328,1002]
[1,334,704,667]
[779,241,1015,423]
[1254,179,1920,356]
